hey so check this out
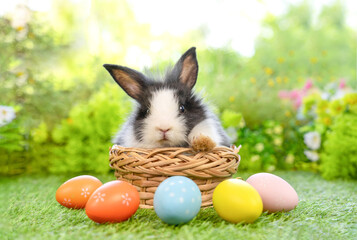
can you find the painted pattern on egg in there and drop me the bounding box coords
[81,188,90,198]
[93,192,106,202]
[62,198,72,207]
[56,175,103,209]
[154,176,202,225]
[85,180,140,223]
[121,193,132,206]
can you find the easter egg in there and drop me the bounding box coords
[85,180,140,223]
[154,176,202,225]
[56,175,102,209]
[213,179,263,223]
[246,173,299,213]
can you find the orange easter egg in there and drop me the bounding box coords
[56,175,103,209]
[85,180,140,223]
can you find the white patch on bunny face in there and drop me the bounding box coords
[141,89,187,147]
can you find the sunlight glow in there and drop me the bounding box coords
[1,0,356,57]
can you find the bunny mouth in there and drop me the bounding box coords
[159,132,170,141]
[158,138,172,146]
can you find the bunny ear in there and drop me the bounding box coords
[103,64,146,100]
[173,47,199,89]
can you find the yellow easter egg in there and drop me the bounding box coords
[213,179,263,223]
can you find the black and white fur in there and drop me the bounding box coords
[104,47,231,148]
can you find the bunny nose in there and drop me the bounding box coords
[157,128,171,133]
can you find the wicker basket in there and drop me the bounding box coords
[109,145,241,209]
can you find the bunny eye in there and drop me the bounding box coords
[179,105,185,113]
[141,107,150,116]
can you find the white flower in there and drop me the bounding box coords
[303,131,321,150]
[10,5,31,29]
[296,107,306,121]
[304,150,319,162]
[0,106,16,127]
[321,92,329,100]
[331,89,352,100]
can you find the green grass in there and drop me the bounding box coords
[1,171,356,240]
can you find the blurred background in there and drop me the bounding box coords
[0,0,356,179]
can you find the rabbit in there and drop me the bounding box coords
[103,47,231,151]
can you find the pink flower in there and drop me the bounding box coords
[294,98,302,108]
[278,91,290,99]
[278,90,304,109]
[290,90,301,99]
[278,79,318,109]
[339,78,346,89]
[303,79,313,92]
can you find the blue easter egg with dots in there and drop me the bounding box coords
[154,176,202,225]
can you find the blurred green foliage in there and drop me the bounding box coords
[29,84,131,174]
[234,121,307,172]
[299,91,357,179]
[0,8,72,175]
[320,113,357,180]
[0,0,355,176]
[0,119,26,175]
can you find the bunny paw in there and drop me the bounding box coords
[190,135,216,152]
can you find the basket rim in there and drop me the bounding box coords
[110,144,242,154]
[109,144,241,178]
